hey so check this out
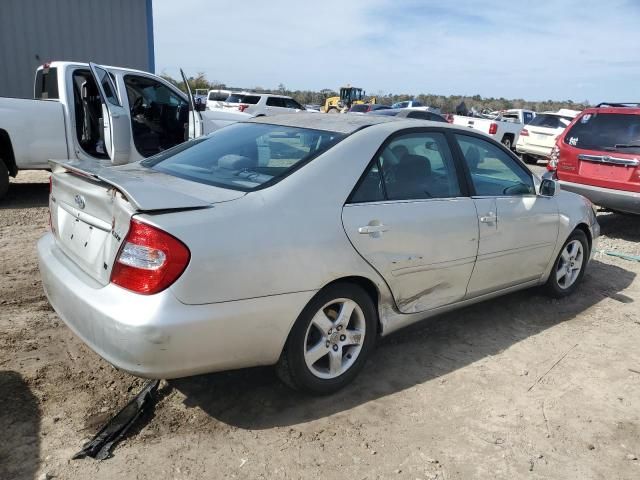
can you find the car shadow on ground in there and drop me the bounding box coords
[596,211,640,243]
[0,181,49,210]
[0,371,40,480]
[171,258,635,430]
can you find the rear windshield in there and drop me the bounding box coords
[226,94,244,103]
[34,67,59,99]
[142,123,345,191]
[564,113,640,153]
[529,114,572,129]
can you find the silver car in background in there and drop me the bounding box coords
[38,114,599,395]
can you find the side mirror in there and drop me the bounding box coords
[539,178,558,197]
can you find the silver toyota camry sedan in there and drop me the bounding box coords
[38,114,599,394]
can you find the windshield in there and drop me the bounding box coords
[142,123,345,191]
[564,113,640,153]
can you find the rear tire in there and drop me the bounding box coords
[544,229,589,298]
[502,136,513,150]
[522,154,538,165]
[0,160,9,201]
[276,282,377,395]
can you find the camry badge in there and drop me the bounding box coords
[74,194,86,210]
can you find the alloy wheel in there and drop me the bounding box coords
[303,298,366,379]
[556,239,584,289]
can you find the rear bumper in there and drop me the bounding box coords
[516,143,551,159]
[37,233,315,378]
[559,180,640,214]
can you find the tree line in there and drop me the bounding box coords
[164,72,589,113]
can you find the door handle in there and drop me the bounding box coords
[358,224,389,234]
[479,213,497,224]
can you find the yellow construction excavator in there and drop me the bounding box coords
[322,86,377,113]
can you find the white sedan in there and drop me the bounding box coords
[38,114,599,394]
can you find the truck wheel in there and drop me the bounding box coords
[502,136,513,150]
[522,154,538,165]
[0,160,9,200]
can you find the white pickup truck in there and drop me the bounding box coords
[0,61,250,199]
[452,109,535,150]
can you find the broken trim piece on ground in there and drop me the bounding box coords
[73,380,160,460]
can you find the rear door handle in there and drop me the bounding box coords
[358,224,389,234]
[479,214,497,224]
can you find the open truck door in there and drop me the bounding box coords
[180,69,203,140]
[88,62,131,165]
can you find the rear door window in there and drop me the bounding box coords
[350,131,462,202]
[34,67,59,99]
[564,113,640,154]
[266,97,285,107]
[242,95,261,105]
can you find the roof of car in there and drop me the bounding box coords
[247,112,401,133]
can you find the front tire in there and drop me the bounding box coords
[276,283,377,395]
[545,229,589,298]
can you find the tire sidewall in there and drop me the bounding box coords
[284,283,377,394]
[547,229,589,297]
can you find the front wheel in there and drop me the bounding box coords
[545,229,589,298]
[276,283,377,395]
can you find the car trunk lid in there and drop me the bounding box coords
[49,159,245,285]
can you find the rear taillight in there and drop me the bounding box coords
[520,128,529,136]
[238,104,249,112]
[489,123,498,135]
[548,145,560,171]
[110,219,190,295]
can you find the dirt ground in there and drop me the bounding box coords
[1,169,639,480]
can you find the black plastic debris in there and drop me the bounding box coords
[73,379,160,460]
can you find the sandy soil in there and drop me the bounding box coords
[1,170,639,480]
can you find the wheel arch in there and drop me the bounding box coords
[0,129,17,176]
[573,222,593,253]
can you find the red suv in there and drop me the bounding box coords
[548,103,640,214]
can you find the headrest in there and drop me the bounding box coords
[217,154,256,170]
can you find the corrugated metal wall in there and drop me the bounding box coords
[0,0,154,98]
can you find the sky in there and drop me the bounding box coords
[152,0,640,102]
